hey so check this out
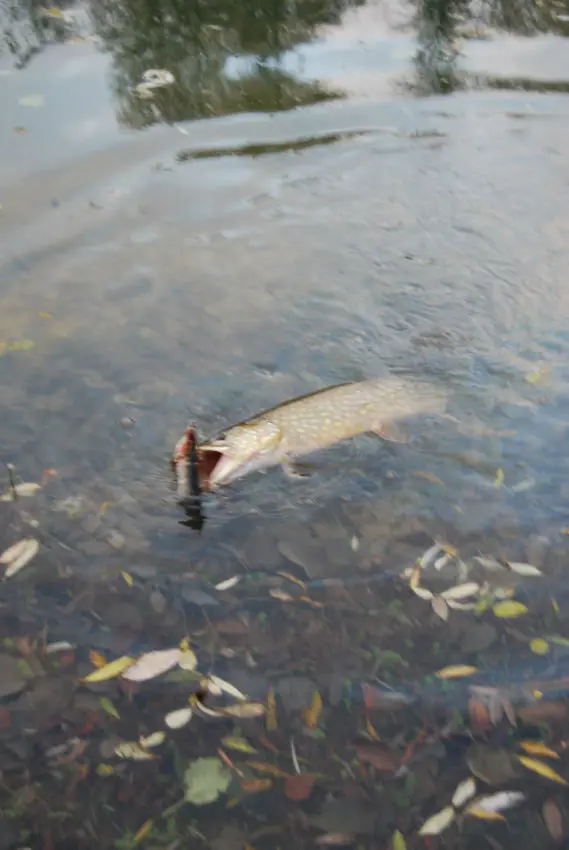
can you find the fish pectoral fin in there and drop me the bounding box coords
[282,460,314,479]
[372,422,408,444]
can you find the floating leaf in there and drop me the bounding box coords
[215,576,242,591]
[520,741,559,759]
[206,674,247,701]
[506,562,543,577]
[99,697,120,720]
[0,539,31,565]
[2,538,39,577]
[115,741,156,761]
[303,689,323,728]
[526,366,550,385]
[184,757,232,805]
[530,639,550,656]
[519,756,568,785]
[431,596,449,621]
[122,648,180,682]
[284,773,316,801]
[436,665,478,679]
[221,735,257,754]
[452,777,477,808]
[165,707,193,729]
[134,820,153,843]
[466,791,525,814]
[392,830,406,850]
[139,731,166,749]
[543,799,564,841]
[83,656,134,683]
[493,600,528,619]
[266,686,277,732]
[418,806,454,836]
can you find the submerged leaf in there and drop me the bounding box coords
[0,482,41,501]
[413,586,434,601]
[442,582,479,600]
[219,702,265,718]
[184,757,232,805]
[165,707,193,729]
[221,735,257,754]
[493,600,528,619]
[303,689,323,728]
[241,778,273,794]
[246,761,290,778]
[115,741,156,761]
[139,731,166,749]
[122,648,181,682]
[418,806,454,836]
[519,741,559,758]
[465,791,525,813]
[284,773,316,801]
[431,596,449,621]
[99,697,120,720]
[215,576,242,591]
[452,777,477,808]
[178,648,198,670]
[530,639,550,656]
[134,820,154,843]
[494,468,505,488]
[436,665,478,679]
[266,686,278,732]
[392,830,406,850]
[543,799,564,841]
[465,809,506,822]
[2,538,40,577]
[206,674,247,701]
[506,562,543,577]
[83,656,134,683]
[519,756,568,785]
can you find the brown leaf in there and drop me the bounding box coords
[284,773,317,801]
[362,683,412,712]
[355,744,402,773]
[543,799,564,841]
[240,778,273,794]
[246,761,291,778]
[468,698,492,733]
[215,619,249,636]
[315,835,356,846]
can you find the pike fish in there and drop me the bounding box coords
[176,376,447,491]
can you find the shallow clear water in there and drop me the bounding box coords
[2,0,569,846]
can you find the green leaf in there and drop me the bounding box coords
[392,829,407,850]
[184,757,232,805]
[492,600,528,619]
[100,697,120,720]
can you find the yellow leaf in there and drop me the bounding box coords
[303,689,323,728]
[89,649,108,668]
[179,648,198,670]
[520,741,559,759]
[519,756,568,785]
[530,639,550,656]
[220,735,257,754]
[266,686,277,732]
[492,600,528,619]
[82,655,134,682]
[494,468,505,488]
[99,697,120,720]
[245,761,290,778]
[525,366,551,385]
[37,312,53,319]
[134,819,154,842]
[465,809,506,822]
[121,571,133,587]
[365,716,381,742]
[435,665,478,679]
[96,763,115,776]
[277,571,306,588]
[392,829,407,850]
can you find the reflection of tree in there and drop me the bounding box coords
[407,0,569,95]
[89,0,363,128]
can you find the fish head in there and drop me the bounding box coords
[199,420,284,489]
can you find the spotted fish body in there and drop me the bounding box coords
[197,376,447,489]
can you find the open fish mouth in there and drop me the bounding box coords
[195,448,224,491]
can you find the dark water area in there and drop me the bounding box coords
[2,0,569,847]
